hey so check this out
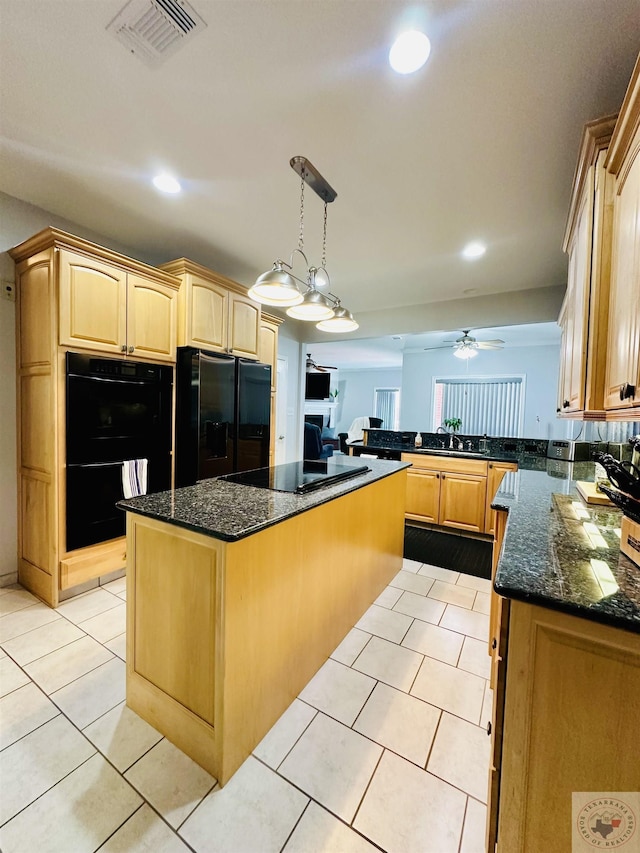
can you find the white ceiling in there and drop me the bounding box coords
[1,1,639,345]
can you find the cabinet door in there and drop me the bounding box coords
[405,469,440,523]
[565,181,592,412]
[126,274,177,362]
[228,292,260,359]
[258,320,278,391]
[439,472,486,532]
[485,462,518,535]
[604,142,640,411]
[188,275,228,353]
[59,249,126,354]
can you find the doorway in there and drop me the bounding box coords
[276,357,288,465]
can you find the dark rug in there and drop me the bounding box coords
[403,525,492,580]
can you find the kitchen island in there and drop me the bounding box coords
[118,457,408,785]
[487,460,640,852]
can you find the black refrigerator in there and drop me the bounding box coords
[175,347,272,486]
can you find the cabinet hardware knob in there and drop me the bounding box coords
[492,637,497,649]
[563,400,570,409]
[121,344,127,352]
[128,346,134,353]
[489,464,493,469]
[620,384,626,401]
[556,407,561,413]
[622,382,636,400]
[441,474,445,479]
[487,721,492,736]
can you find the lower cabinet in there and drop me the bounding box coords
[487,594,640,852]
[402,453,487,533]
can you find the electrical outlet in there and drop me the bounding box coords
[2,281,15,302]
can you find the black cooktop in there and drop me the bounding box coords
[219,459,371,495]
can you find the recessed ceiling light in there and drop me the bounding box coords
[462,241,486,260]
[152,173,181,194]
[389,31,431,75]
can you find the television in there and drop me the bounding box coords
[305,372,331,400]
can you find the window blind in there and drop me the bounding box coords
[434,377,524,436]
[374,388,400,431]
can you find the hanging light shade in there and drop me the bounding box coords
[248,261,303,307]
[453,345,478,360]
[316,301,359,333]
[286,289,335,321]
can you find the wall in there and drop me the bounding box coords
[276,331,304,462]
[400,345,566,439]
[335,369,403,435]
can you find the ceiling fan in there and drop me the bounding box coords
[306,353,338,372]
[424,330,505,357]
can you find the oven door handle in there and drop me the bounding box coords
[66,374,159,386]
[67,461,131,469]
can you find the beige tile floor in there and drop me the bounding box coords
[0,558,493,853]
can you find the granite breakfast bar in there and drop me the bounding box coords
[118,458,408,785]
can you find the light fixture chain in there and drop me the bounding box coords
[298,172,305,253]
[322,201,328,269]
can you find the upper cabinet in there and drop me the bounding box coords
[58,250,178,362]
[161,258,261,360]
[603,56,640,416]
[557,52,640,421]
[557,115,616,419]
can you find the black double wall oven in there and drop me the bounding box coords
[65,352,173,552]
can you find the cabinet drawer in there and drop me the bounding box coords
[402,452,488,476]
[60,536,127,589]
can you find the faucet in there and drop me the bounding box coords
[436,426,447,435]
[449,434,463,450]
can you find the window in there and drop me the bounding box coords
[433,376,524,436]
[374,388,400,431]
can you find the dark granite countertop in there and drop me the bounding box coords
[350,441,516,464]
[117,457,410,542]
[494,460,640,633]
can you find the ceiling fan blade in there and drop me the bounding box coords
[476,343,503,350]
[318,364,338,370]
[423,345,453,351]
[477,338,504,346]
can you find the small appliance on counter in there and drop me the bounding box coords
[546,440,593,461]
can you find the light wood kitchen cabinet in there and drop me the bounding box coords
[603,55,640,416]
[9,228,181,607]
[258,312,283,466]
[401,453,487,533]
[161,258,261,360]
[557,115,616,419]
[58,248,178,362]
[485,462,518,536]
[490,601,640,852]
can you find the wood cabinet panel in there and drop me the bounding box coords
[20,475,53,579]
[19,257,53,366]
[20,372,53,473]
[485,461,518,535]
[405,468,440,523]
[59,249,126,353]
[127,273,177,362]
[229,293,260,359]
[497,602,640,852]
[132,522,217,726]
[604,137,640,412]
[439,471,486,532]
[188,276,228,351]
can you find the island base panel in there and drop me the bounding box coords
[126,469,406,785]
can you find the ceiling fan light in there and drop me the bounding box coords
[286,290,335,321]
[249,265,303,306]
[453,346,478,360]
[316,305,359,333]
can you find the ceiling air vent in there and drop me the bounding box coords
[107,0,206,67]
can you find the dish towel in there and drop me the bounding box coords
[347,416,370,445]
[122,459,148,499]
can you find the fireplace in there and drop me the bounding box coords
[305,414,324,430]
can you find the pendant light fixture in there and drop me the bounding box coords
[249,157,358,332]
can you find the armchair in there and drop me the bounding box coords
[304,422,334,460]
[338,417,383,453]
